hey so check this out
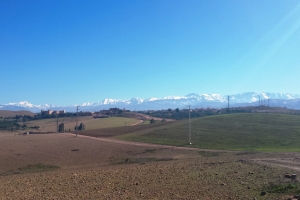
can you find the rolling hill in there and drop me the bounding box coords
[116,113,300,152]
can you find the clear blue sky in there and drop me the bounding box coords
[1,0,300,105]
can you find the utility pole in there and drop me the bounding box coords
[227,96,230,110]
[76,106,80,137]
[268,98,270,107]
[189,105,192,145]
[56,114,58,133]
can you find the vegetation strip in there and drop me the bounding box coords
[0,164,60,176]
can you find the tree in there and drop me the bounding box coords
[175,108,180,112]
[75,123,86,130]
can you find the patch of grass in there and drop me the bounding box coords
[142,120,151,124]
[118,113,300,152]
[235,151,258,155]
[144,149,157,153]
[198,151,221,157]
[111,157,173,165]
[264,182,300,194]
[0,164,60,176]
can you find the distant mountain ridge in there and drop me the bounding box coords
[1,92,300,112]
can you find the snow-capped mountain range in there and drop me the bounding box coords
[1,92,300,112]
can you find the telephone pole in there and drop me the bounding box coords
[56,114,58,133]
[189,105,191,145]
[76,106,80,137]
[227,96,230,110]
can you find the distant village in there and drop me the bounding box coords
[41,108,131,118]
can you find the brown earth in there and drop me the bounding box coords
[0,132,300,199]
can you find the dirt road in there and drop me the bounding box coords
[66,132,300,173]
[64,132,232,152]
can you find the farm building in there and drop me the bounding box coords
[41,110,65,115]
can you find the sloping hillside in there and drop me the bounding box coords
[117,113,300,152]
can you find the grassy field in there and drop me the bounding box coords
[26,116,140,132]
[117,113,300,152]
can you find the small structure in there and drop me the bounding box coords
[58,123,64,132]
[41,110,65,115]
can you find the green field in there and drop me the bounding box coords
[117,113,300,152]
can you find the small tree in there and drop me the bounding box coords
[150,119,155,124]
[75,123,86,130]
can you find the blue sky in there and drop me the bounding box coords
[1,0,300,105]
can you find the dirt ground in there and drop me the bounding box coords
[0,132,300,199]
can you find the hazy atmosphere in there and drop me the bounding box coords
[1,0,300,105]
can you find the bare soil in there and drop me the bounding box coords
[0,132,300,199]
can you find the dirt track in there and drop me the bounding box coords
[64,132,233,152]
[66,132,300,173]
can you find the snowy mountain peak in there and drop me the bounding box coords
[1,92,300,112]
[6,101,34,107]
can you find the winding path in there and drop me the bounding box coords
[63,132,300,172]
[63,132,231,152]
